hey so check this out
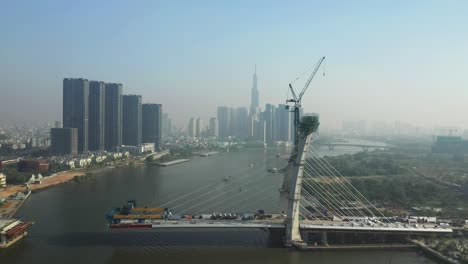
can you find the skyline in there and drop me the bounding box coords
[2,1,468,130]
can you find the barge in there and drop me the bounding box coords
[0,218,34,248]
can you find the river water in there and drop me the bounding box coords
[1,144,436,264]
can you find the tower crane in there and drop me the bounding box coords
[286,56,325,156]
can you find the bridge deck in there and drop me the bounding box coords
[112,219,452,233]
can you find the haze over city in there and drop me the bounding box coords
[2,0,468,130]
[4,1,468,262]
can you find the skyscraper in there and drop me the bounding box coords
[263,103,276,143]
[162,113,172,137]
[235,107,249,138]
[51,128,78,155]
[248,115,256,138]
[217,106,230,138]
[255,120,266,143]
[142,104,162,150]
[63,78,89,152]
[122,95,142,146]
[209,117,218,137]
[275,104,291,141]
[88,81,105,151]
[104,83,122,151]
[188,118,196,137]
[229,107,237,137]
[250,65,259,116]
[195,118,203,137]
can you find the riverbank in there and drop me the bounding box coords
[409,239,460,264]
[29,170,85,192]
[0,165,116,218]
[0,196,29,218]
[155,159,190,166]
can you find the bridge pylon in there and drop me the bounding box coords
[281,116,318,247]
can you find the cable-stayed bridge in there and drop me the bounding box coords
[107,116,452,247]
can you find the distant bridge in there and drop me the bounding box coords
[322,143,392,151]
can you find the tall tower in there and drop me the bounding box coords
[217,106,230,138]
[63,78,89,153]
[142,104,162,150]
[250,65,259,116]
[195,118,203,137]
[188,118,196,137]
[88,81,105,151]
[209,117,218,137]
[122,95,142,146]
[104,83,123,151]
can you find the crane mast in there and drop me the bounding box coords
[287,56,325,158]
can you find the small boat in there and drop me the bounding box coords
[222,176,231,182]
[249,163,254,167]
[268,168,278,173]
[275,154,281,157]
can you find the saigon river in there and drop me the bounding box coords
[1,145,436,264]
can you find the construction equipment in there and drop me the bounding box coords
[286,56,325,157]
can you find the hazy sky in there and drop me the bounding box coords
[1,0,468,130]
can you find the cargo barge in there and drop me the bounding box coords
[0,219,34,248]
[106,200,269,229]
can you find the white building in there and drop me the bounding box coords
[140,143,155,153]
[119,144,154,155]
[0,173,6,188]
[93,155,107,163]
[74,158,90,168]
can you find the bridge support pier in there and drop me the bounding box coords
[321,231,328,246]
[284,133,313,247]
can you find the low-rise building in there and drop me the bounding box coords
[18,160,49,172]
[119,144,154,155]
[65,160,75,169]
[93,155,107,163]
[0,173,6,188]
[74,158,90,168]
[140,143,155,153]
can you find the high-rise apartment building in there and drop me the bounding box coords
[188,118,196,137]
[88,81,105,151]
[51,128,78,155]
[217,106,230,138]
[162,113,172,137]
[142,104,162,150]
[235,107,249,138]
[104,83,122,151]
[209,117,218,137]
[256,120,266,143]
[275,104,291,141]
[122,95,142,146]
[63,78,89,152]
[195,118,203,137]
[263,104,275,143]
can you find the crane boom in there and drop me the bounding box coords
[289,84,298,101]
[297,56,325,102]
[286,56,326,159]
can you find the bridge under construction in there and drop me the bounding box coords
[107,118,452,246]
[107,57,452,247]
